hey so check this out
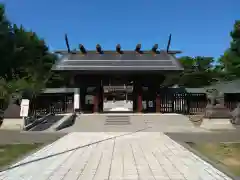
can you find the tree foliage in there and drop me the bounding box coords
[217,20,240,78]
[169,20,240,87]
[0,4,57,108]
[164,56,217,88]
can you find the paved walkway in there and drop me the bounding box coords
[0,132,233,180]
[61,114,209,133]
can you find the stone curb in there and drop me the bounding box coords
[24,113,53,131]
[55,113,77,131]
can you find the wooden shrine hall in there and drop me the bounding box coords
[52,34,184,113]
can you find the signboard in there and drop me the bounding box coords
[142,101,147,109]
[20,99,30,117]
[148,101,153,108]
[85,95,93,105]
[74,94,80,109]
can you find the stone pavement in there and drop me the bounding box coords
[61,114,209,133]
[0,132,233,180]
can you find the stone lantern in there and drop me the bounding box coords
[231,103,240,125]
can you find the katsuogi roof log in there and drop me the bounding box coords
[79,44,87,54]
[116,44,123,54]
[52,33,183,71]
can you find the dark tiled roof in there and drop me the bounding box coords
[203,79,240,93]
[42,88,75,94]
[52,50,183,71]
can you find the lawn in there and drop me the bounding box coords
[0,143,43,168]
[188,142,240,176]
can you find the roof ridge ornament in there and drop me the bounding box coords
[96,44,103,54]
[79,44,87,55]
[166,33,182,54]
[135,44,142,55]
[116,44,123,54]
[64,33,71,53]
[152,44,158,55]
[166,34,172,53]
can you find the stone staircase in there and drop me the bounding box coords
[105,115,131,125]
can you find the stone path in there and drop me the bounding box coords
[0,132,233,180]
[61,114,209,133]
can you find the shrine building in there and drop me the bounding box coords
[51,34,184,113]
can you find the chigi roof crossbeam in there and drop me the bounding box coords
[54,33,182,55]
[52,33,184,72]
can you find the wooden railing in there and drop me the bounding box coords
[29,93,74,115]
[26,91,240,115]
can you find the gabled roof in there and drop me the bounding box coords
[52,50,183,72]
[203,79,240,93]
[42,88,75,94]
[182,79,240,94]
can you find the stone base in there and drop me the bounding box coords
[0,118,24,130]
[231,107,240,125]
[204,104,231,119]
[200,118,235,130]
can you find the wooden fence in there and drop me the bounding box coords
[27,91,240,115]
[224,93,240,110]
[159,92,207,114]
[29,93,74,115]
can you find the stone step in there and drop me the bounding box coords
[105,122,131,125]
[105,115,131,125]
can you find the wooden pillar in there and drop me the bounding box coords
[137,82,143,113]
[156,93,161,112]
[93,80,102,113]
[80,86,86,113]
[133,79,143,113]
[133,83,137,112]
[138,92,142,112]
[93,92,99,113]
[99,85,103,113]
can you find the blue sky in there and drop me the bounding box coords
[1,0,240,58]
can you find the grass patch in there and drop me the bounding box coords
[0,143,43,168]
[188,142,240,176]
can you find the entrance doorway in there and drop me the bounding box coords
[103,85,133,112]
[142,86,156,113]
[81,87,95,113]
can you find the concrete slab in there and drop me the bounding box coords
[47,115,72,132]
[200,118,236,130]
[29,115,64,131]
[60,113,201,133]
[0,118,24,130]
[0,132,233,180]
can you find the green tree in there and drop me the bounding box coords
[176,56,216,87]
[0,4,57,108]
[218,20,240,77]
